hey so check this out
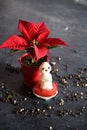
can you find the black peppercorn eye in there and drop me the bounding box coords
[48,67,50,69]
[42,68,44,70]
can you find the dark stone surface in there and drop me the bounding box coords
[0,0,87,130]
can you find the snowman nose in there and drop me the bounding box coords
[45,69,48,72]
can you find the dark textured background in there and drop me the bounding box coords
[0,0,87,130]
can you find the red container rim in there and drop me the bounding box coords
[19,53,49,68]
[19,53,38,69]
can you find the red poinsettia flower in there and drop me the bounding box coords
[0,19,69,61]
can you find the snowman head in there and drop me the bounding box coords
[39,62,52,74]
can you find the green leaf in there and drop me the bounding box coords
[10,50,24,55]
[47,46,62,49]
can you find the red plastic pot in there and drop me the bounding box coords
[19,53,49,87]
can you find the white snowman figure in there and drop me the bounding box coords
[39,62,53,90]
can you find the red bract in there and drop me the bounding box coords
[0,19,69,60]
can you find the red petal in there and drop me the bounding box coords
[36,22,50,42]
[18,20,33,41]
[43,38,69,47]
[18,20,50,42]
[0,35,28,50]
[34,45,47,61]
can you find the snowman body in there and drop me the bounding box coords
[33,62,58,100]
[39,62,53,90]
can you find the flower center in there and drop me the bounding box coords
[32,39,39,46]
